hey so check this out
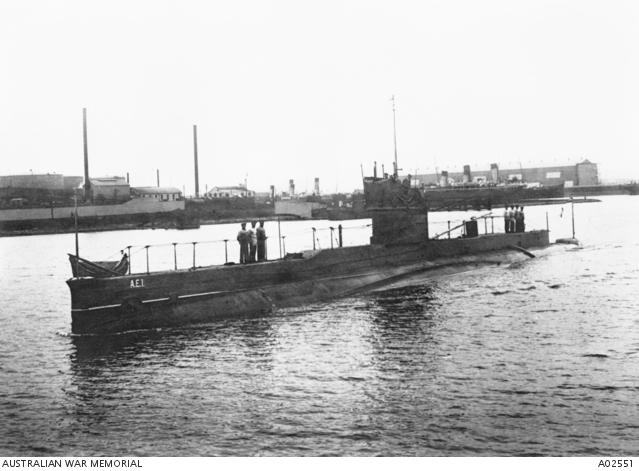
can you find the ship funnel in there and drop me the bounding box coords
[463,165,472,183]
[289,179,295,196]
[490,163,499,183]
[439,171,449,187]
[314,177,320,195]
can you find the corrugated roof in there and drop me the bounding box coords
[211,186,251,191]
[132,186,182,194]
[91,177,128,186]
[208,186,252,191]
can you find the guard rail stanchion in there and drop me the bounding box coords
[312,228,316,250]
[546,212,549,232]
[338,224,343,247]
[329,227,335,249]
[172,243,178,270]
[223,239,229,264]
[192,242,197,269]
[484,217,488,235]
[127,246,132,275]
[491,216,494,234]
[447,221,451,239]
[277,218,282,259]
[145,245,150,274]
[281,236,286,255]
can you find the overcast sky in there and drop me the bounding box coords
[1,0,638,194]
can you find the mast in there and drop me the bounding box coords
[82,108,91,201]
[74,192,79,257]
[193,124,200,197]
[392,95,399,177]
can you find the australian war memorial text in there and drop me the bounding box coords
[1,460,141,469]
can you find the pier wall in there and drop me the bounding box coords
[275,201,322,219]
[0,198,184,222]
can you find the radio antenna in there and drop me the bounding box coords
[392,95,399,177]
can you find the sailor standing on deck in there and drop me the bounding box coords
[248,221,257,262]
[518,206,525,232]
[503,206,510,233]
[256,221,267,262]
[508,206,516,233]
[237,223,250,264]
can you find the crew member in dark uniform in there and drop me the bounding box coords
[518,206,525,232]
[503,206,510,233]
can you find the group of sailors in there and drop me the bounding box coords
[504,206,525,233]
[236,221,267,263]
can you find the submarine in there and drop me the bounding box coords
[66,175,550,334]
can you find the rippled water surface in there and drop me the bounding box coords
[1,196,638,456]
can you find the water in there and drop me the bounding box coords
[1,196,638,456]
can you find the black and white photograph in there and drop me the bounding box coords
[1,0,638,462]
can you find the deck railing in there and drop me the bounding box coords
[119,222,373,275]
[113,211,548,275]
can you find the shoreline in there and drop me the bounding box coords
[0,215,302,238]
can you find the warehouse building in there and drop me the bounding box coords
[412,160,598,187]
[90,176,130,203]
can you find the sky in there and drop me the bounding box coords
[1,0,638,195]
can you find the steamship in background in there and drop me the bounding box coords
[408,162,578,211]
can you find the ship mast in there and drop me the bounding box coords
[193,124,200,198]
[82,108,91,202]
[392,95,399,177]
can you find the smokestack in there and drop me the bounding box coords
[463,165,472,183]
[156,169,160,188]
[193,125,200,198]
[490,163,499,183]
[289,179,295,196]
[82,108,91,201]
[314,177,320,195]
[439,170,449,187]
[373,161,378,179]
[270,185,275,201]
[126,172,129,184]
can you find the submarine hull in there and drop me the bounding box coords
[68,230,549,335]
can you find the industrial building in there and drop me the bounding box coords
[0,173,84,208]
[0,173,83,190]
[90,176,130,203]
[412,160,599,187]
[131,186,183,201]
[205,186,255,198]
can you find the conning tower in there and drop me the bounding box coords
[363,175,428,245]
